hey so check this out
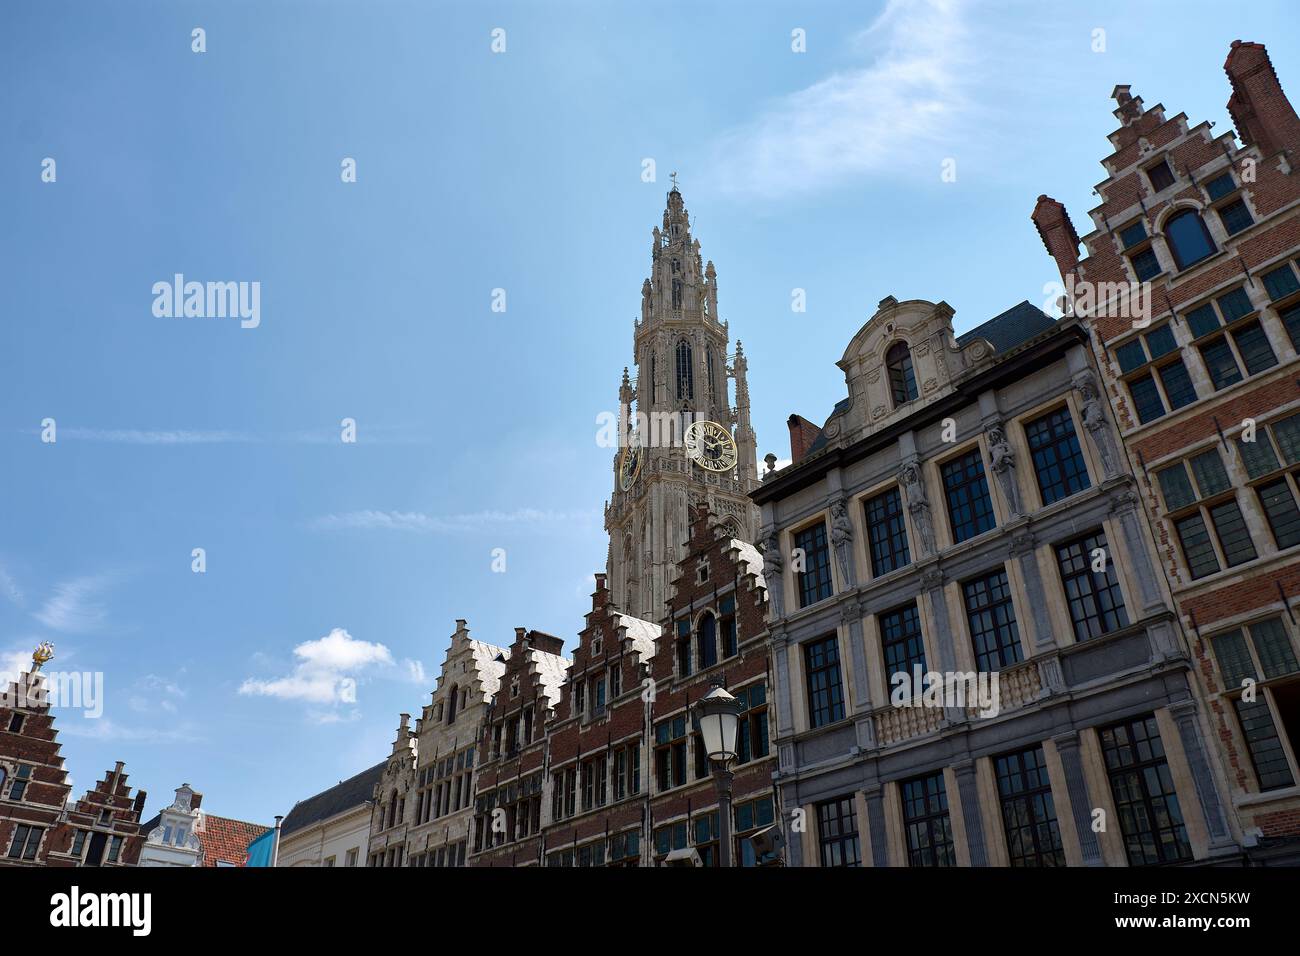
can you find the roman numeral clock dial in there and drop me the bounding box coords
[683,420,738,473]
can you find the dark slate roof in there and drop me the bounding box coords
[955,300,1057,354]
[280,761,386,836]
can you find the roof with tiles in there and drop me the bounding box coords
[194,813,271,867]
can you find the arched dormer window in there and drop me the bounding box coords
[886,342,918,406]
[676,339,694,400]
[446,684,458,724]
[697,612,717,670]
[1164,209,1216,271]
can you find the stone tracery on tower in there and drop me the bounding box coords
[604,186,760,622]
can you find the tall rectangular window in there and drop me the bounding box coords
[6,824,42,861]
[804,636,845,728]
[942,449,996,543]
[654,716,688,791]
[963,568,1023,671]
[1025,407,1091,505]
[794,522,833,607]
[735,683,769,764]
[880,603,927,688]
[1056,530,1129,642]
[816,796,860,867]
[994,746,1066,866]
[1258,480,1300,550]
[865,487,911,576]
[719,595,738,657]
[901,772,956,867]
[1098,715,1193,865]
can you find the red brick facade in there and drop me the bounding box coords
[1034,39,1300,854]
[0,663,147,867]
[470,503,776,866]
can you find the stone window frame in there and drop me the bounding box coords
[1154,443,1261,580]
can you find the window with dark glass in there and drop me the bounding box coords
[1218,198,1254,236]
[1259,479,1300,550]
[1205,171,1236,201]
[886,341,918,406]
[1146,160,1175,192]
[7,764,32,801]
[804,635,845,728]
[1200,337,1243,390]
[736,796,777,866]
[1232,321,1278,376]
[1118,220,1147,249]
[719,595,738,657]
[697,612,717,669]
[654,715,688,791]
[963,568,1023,671]
[1025,407,1090,504]
[1098,715,1193,865]
[1115,324,1198,422]
[675,339,693,400]
[1262,263,1300,302]
[1282,303,1300,351]
[816,796,860,867]
[941,449,996,543]
[1130,247,1161,281]
[735,682,769,764]
[1128,374,1167,424]
[1164,209,1216,270]
[653,821,688,859]
[995,746,1066,866]
[675,618,692,677]
[880,603,927,688]
[865,487,910,576]
[794,521,833,607]
[901,772,956,867]
[1056,530,1129,642]
[6,824,42,861]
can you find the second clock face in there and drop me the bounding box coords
[619,439,643,490]
[684,420,738,473]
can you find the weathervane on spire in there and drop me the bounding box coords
[670,171,680,192]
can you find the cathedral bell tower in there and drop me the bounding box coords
[604,184,760,621]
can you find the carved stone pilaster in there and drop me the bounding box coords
[1052,731,1103,866]
[985,420,1023,517]
[898,459,936,557]
[1073,370,1120,479]
[1169,699,1235,849]
[953,760,989,866]
[760,532,785,621]
[829,497,857,588]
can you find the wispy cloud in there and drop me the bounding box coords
[0,565,23,607]
[708,0,971,199]
[34,575,115,634]
[127,673,187,715]
[239,628,394,708]
[42,425,426,445]
[59,718,201,743]
[309,508,598,534]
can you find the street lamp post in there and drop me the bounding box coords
[692,680,742,868]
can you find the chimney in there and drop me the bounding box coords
[787,414,822,464]
[132,790,147,820]
[1225,40,1299,160]
[1031,195,1082,278]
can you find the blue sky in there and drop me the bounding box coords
[2,0,1296,825]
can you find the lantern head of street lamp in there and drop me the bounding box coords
[692,679,741,765]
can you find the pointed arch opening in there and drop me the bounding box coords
[676,339,694,401]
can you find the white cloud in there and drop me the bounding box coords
[0,646,34,686]
[128,674,187,714]
[59,428,253,444]
[34,575,114,633]
[708,0,971,199]
[58,718,200,743]
[239,628,394,706]
[0,565,24,607]
[309,508,597,534]
[403,659,426,684]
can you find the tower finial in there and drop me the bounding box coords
[32,642,54,672]
[670,171,680,193]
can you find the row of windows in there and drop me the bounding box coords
[802,528,1128,728]
[1208,616,1300,793]
[817,714,1192,867]
[651,795,777,867]
[414,746,475,825]
[550,741,642,822]
[1121,163,1255,281]
[794,406,1092,610]
[4,825,124,866]
[409,841,466,868]
[672,595,739,678]
[1116,265,1300,427]
[1157,414,1300,580]
[654,684,770,790]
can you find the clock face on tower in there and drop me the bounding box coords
[684,420,738,473]
[619,438,643,491]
